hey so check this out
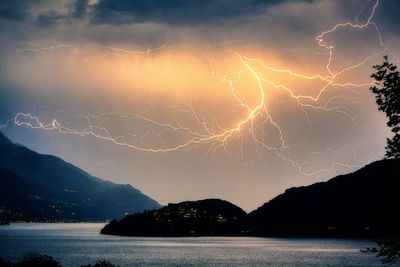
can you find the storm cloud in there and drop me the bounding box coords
[0,0,313,27]
[90,0,312,25]
[0,0,398,212]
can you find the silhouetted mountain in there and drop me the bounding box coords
[101,199,246,236]
[247,159,400,237]
[101,159,400,237]
[0,132,161,222]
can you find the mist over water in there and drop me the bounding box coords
[0,224,394,267]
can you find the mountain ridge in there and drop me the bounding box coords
[0,131,161,222]
[247,159,400,237]
[102,159,400,237]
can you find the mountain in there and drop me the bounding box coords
[247,159,400,237]
[101,159,400,237]
[0,131,161,222]
[101,199,246,236]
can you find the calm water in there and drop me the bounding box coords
[0,223,395,267]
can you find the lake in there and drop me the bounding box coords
[0,223,395,266]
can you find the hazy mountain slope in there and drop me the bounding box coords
[0,132,161,222]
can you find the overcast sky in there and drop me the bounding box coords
[0,0,399,211]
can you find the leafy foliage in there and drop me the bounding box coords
[364,57,400,264]
[16,254,61,267]
[0,254,61,267]
[0,255,116,267]
[362,239,400,265]
[370,56,400,159]
[81,259,115,267]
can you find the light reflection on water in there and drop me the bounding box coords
[0,223,395,267]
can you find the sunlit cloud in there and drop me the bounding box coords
[0,0,397,211]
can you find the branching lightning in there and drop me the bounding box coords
[2,0,390,178]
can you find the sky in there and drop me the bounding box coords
[0,0,399,212]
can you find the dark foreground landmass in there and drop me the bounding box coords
[0,254,115,267]
[102,159,400,238]
[0,132,161,222]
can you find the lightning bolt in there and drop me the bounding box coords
[90,42,168,57]
[2,0,390,177]
[16,42,75,53]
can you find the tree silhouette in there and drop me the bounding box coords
[364,56,400,264]
[80,259,115,267]
[363,239,400,265]
[0,255,116,267]
[370,56,400,159]
[0,254,61,267]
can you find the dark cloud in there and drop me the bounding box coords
[35,0,90,27]
[331,0,400,36]
[1,0,313,28]
[36,10,67,27]
[69,0,89,19]
[0,1,35,21]
[0,0,88,27]
[375,0,400,33]
[90,0,312,25]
